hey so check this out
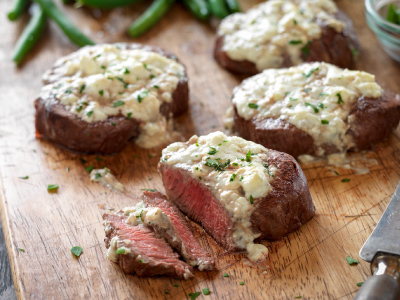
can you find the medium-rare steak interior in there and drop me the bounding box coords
[142,191,215,271]
[214,0,359,74]
[35,43,189,154]
[228,62,400,158]
[103,211,194,279]
[158,131,315,261]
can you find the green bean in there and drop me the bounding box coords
[12,4,46,65]
[7,0,29,21]
[225,0,240,13]
[208,0,229,19]
[34,0,94,47]
[128,0,175,38]
[79,0,141,9]
[182,0,211,21]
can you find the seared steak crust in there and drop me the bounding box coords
[214,11,359,75]
[233,93,400,158]
[35,43,189,154]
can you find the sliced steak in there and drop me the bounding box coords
[103,213,194,279]
[142,191,214,270]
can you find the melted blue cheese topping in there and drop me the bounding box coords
[40,44,185,148]
[218,0,344,70]
[162,131,275,261]
[232,62,383,156]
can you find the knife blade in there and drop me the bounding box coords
[354,182,400,300]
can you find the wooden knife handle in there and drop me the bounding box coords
[354,252,400,300]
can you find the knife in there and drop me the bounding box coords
[354,182,400,300]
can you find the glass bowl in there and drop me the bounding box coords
[365,0,400,62]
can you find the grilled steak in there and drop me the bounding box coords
[158,132,314,261]
[142,191,214,270]
[229,62,400,158]
[35,43,189,154]
[214,0,359,75]
[103,212,194,279]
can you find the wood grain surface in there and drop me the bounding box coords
[1,0,400,299]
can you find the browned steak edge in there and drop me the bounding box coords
[251,150,315,241]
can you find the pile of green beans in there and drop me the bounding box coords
[7,0,240,64]
[7,0,93,65]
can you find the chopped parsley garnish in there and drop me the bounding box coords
[351,48,359,57]
[123,68,130,74]
[153,85,159,89]
[239,282,244,286]
[239,176,244,181]
[113,100,125,107]
[188,292,201,300]
[143,63,150,70]
[386,3,400,25]
[93,54,101,60]
[86,165,94,173]
[140,188,158,192]
[71,246,83,257]
[199,177,202,180]
[342,178,351,183]
[150,74,156,79]
[301,41,311,56]
[293,19,298,25]
[95,157,103,161]
[116,77,129,88]
[223,273,230,277]
[47,184,59,193]
[98,90,104,96]
[115,248,125,255]
[101,65,106,69]
[302,67,319,78]
[127,112,132,120]
[208,147,218,155]
[334,171,340,175]
[164,290,169,294]
[173,284,179,287]
[346,256,360,265]
[204,158,230,172]
[336,93,344,104]
[357,282,364,287]
[288,39,302,45]
[321,119,329,125]
[262,163,275,177]
[248,103,259,109]
[86,111,93,117]
[18,248,25,252]
[195,142,199,147]
[95,173,102,179]
[295,297,302,299]
[245,151,252,162]
[19,176,29,179]
[64,88,73,94]
[79,85,86,94]
[318,102,324,109]
[202,288,210,295]
[79,158,86,164]
[230,173,237,182]
[305,102,319,113]
[249,195,254,204]
[232,162,238,166]
[137,90,149,103]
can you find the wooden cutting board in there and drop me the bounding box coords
[1,0,400,299]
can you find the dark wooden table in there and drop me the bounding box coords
[0,222,16,300]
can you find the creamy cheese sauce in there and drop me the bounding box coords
[218,0,344,70]
[90,168,125,192]
[41,44,185,148]
[232,62,383,156]
[161,131,275,261]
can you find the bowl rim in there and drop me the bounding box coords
[365,0,400,34]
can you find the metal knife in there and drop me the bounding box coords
[354,182,400,300]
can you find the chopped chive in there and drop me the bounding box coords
[113,100,124,107]
[188,292,201,300]
[95,173,102,179]
[196,142,199,147]
[248,103,259,109]
[95,157,103,161]
[288,39,302,45]
[19,176,29,179]
[47,184,59,193]
[127,112,132,120]
[318,102,324,109]
[342,178,351,183]
[250,195,254,204]
[239,282,244,285]
[173,284,179,287]
[79,158,86,164]
[98,90,104,96]
[301,41,311,56]
[202,288,210,295]
[321,120,329,125]
[123,68,130,74]
[85,165,94,173]
[357,282,364,287]
[71,246,83,257]
[137,90,149,103]
[305,102,319,113]
[239,176,244,181]
[337,93,344,104]
[346,256,360,265]
[208,147,218,155]
[150,74,156,79]
[246,151,252,162]
[86,111,93,117]
[230,173,237,182]
[115,248,125,255]
[79,85,86,94]
[223,273,230,277]
[302,67,319,78]
[153,85,159,89]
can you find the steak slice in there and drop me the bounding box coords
[142,191,214,270]
[103,213,194,279]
